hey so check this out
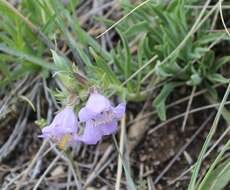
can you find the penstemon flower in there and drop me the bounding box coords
[76,92,126,144]
[62,0,69,5]
[39,107,78,149]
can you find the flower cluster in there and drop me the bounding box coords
[39,92,126,148]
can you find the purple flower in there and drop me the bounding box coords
[62,0,69,5]
[76,92,126,145]
[39,107,78,148]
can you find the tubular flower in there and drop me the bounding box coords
[39,107,78,148]
[77,92,126,144]
[62,0,69,5]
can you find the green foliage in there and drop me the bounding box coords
[35,118,48,128]
[198,157,230,190]
[187,83,230,190]
[137,179,147,190]
[0,0,230,189]
[111,0,230,119]
[0,0,229,114]
[153,82,181,120]
[0,0,52,87]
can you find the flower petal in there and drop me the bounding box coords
[41,124,56,136]
[86,92,111,114]
[99,120,117,136]
[113,103,126,119]
[38,134,48,139]
[60,107,78,133]
[77,121,102,144]
[39,107,78,139]
[78,107,96,122]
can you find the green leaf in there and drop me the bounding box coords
[202,51,215,70]
[51,50,70,71]
[212,56,230,72]
[187,83,230,190]
[89,48,120,85]
[195,32,227,45]
[0,44,53,70]
[187,73,202,86]
[207,74,229,84]
[116,29,132,79]
[197,137,230,190]
[153,82,181,121]
[204,81,218,98]
[189,47,209,60]
[53,10,92,67]
[155,60,182,78]
[51,50,78,90]
[202,158,230,190]
[125,21,149,37]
